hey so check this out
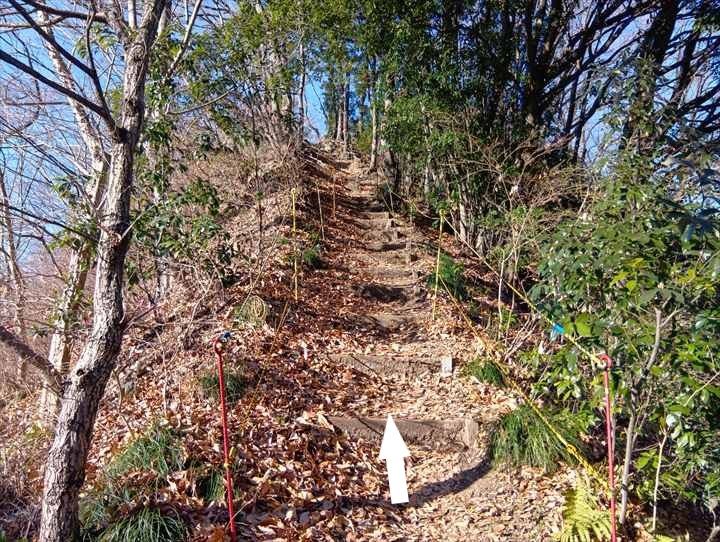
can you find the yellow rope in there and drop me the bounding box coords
[437,273,610,493]
[386,188,613,495]
[390,190,605,369]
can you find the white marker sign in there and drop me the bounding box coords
[379,414,410,504]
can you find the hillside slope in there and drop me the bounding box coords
[2,147,571,541]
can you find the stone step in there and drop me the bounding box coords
[345,200,386,213]
[328,353,434,378]
[365,240,410,252]
[358,217,396,230]
[363,227,412,243]
[359,251,418,267]
[353,312,423,332]
[368,267,419,283]
[328,416,479,450]
[354,282,426,303]
[360,211,390,220]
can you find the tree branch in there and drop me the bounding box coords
[0,48,112,124]
[9,0,96,79]
[18,0,109,24]
[165,0,204,79]
[0,323,62,393]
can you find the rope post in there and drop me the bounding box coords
[291,187,299,301]
[432,210,444,321]
[213,333,238,542]
[599,353,618,542]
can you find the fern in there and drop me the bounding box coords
[555,481,611,542]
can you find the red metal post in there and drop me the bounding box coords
[599,353,617,542]
[213,335,238,542]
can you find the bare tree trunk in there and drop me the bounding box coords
[298,40,306,143]
[335,81,343,141]
[128,0,137,29]
[39,3,166,538]
[42,244,94,419]
[369,72,379,170]
[342,80,349,153]
[0,168,28,380]
[38,10,109,424]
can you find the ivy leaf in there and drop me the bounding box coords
[575,314,593,337]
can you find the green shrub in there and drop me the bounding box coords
[532,163,720,505]
[301,245,322,268]
[198,369,246,403]
[490,405,586,471]
[427,252,468,300]
[465,358,505,387]
[95,507,186,542]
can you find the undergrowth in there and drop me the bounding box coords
[197,468,226,503]
[427,252,468,300]
[491,405,587,471]
[301,231,324,269]
[554,480,611,542]
[80,424,187,540]
[465,358,505,387]
[301,245,322,268]
[198,369,246,403]
[87,507,186,542]
[106,424,183,480]
[233,294,268,327]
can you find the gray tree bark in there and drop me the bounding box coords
[37,8,110,423]
[0,168,28,380]
[38,2,167,539]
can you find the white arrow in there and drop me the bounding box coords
[379,414,410,504]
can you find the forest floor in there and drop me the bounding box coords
[2,146,666,541]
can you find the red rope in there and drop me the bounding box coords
[214,335,238,542]
[599,353,617,542]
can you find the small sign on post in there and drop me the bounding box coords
[440,355,453,377]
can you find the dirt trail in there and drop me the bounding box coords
[310,155,568,540]
[70,150,569,542]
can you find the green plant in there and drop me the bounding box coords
[490,405,588,471]
[198,369,246,403]
[95,507,186,542]
[554,480,611,542]
[428,252,468,300]
[533,160,720,509]
[465,358,505,387]
[107,424,183,480]
[197,468,226,503]
[301,245,322,269]
[81,424,186,539]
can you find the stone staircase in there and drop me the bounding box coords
[328,175,481,461]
